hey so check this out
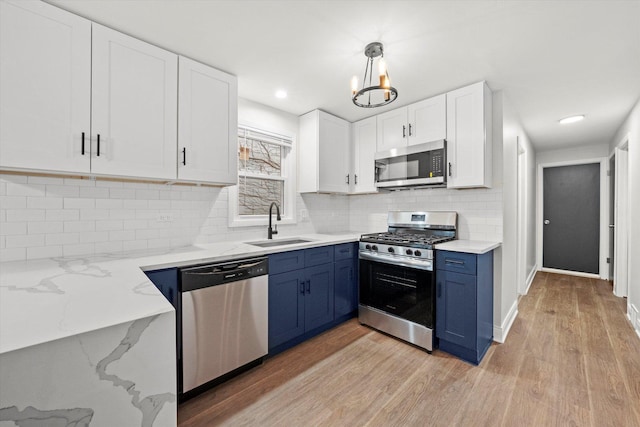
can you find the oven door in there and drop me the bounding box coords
[359,256,435,328]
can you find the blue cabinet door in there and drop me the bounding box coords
[304,263,335,331]
[334,258,357,317]
[436,270,477,349]
[268,270,305,350]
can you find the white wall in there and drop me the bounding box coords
[536,143,609,164]
[0,99,350,262]
[609,97,640,335]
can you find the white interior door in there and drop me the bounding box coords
[613,146,629,297]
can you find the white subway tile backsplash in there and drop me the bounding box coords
[27,196,63,210]
[6,183,45,197]
[6,234,45,248]
[46,233,79,246]
[64,198,95,209]
[46,185,79,198]
[7,209,45,222]
[63,243,94,257]
[64,221,95,233]
[80,209,109,221]
[79,231,109,243]
[29,221,63,234]
[109,188,136,199]
[0,223,26,238]
[1,196,27,209]
[27,245,63,259]
[79,186,110,199]
[109,230,135,241]
[46,209,80,222]
[96,220,124,231]
[1,247,26,262]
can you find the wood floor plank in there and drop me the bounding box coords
[177,272,640,427]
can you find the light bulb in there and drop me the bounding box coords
[351,76,358,95]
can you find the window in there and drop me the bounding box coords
[228,125,296,227]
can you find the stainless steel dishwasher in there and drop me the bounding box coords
[180,257,268,394]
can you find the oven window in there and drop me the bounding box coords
[359,260,435,328]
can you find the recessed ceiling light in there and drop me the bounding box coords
[275,90,287,99]
[559,115,585,124]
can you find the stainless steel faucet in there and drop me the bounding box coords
[268,202,281,239]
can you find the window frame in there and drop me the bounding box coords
[228,124,297,228]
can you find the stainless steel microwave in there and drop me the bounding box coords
[375,140,447,189]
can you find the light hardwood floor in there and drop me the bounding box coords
[178,272,640,426]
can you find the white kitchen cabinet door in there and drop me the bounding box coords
[376,107,407,152]
[351,117,378,194]
[446,81,492,188]
[298,110,350,194]
[0,0,91,174]
[407,94,446,146]
[178,56,237,184]
[91,24,177,180]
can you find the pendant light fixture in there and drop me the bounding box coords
[351,42,398,108]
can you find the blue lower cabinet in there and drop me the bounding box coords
[268,243,358,355]
[268,270,306,348]
[334,257,358,317]
[304,263,335,331]
[436,250,493,365]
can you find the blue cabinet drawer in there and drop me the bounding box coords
[436,250,477,275]
[269,250,305,275]
[305,245,334,267]
[334,242,357,261]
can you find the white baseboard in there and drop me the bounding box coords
[540,267,600,279]
[522,264,538,295]
[493,300,518,343]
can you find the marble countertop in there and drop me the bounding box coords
[0,233,359,355]
[435,239,501,254]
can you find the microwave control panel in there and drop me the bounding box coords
[430,148,445,177]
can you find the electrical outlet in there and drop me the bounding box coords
[157,213,174,222]
[300,209,308,221]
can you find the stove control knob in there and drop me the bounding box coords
[414,250,422,257]
[365,244,371,250]
[406,249,413,256]
[371,245,378,251]
[388,247,394,253]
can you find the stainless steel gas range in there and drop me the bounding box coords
[358,211,457,352]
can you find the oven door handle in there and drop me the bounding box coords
[359,252,433,271]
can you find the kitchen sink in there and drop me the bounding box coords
[246,238,314,248]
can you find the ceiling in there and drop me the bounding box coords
[47,0,640,152]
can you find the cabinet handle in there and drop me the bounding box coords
[402,125,406,138]
[81,132,85,155]
[182,147,187,165]
[445,259,465,265]
[306,279,311,294]
[97,134,101,157]
[354,174,358,184]
[448,162,452,177]
[346,174,350,184]
[409,123,413,136]
[437,282,442,298]
[300,280,305,295]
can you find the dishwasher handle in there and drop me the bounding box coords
[180,257,268,292]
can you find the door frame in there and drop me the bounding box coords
[610,134,630,297]
[536,157,609,279]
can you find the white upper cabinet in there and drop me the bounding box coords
[446,81,492,188]
[178,56,237,184]
[0,0,91,174]
[376,108,407,152]
[299,110,350,194]
[407,94,447,146]
[351,117,378,194]
[91,24,177,180]
[376,94,446,152]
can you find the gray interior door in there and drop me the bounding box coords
[543,163,600,274]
